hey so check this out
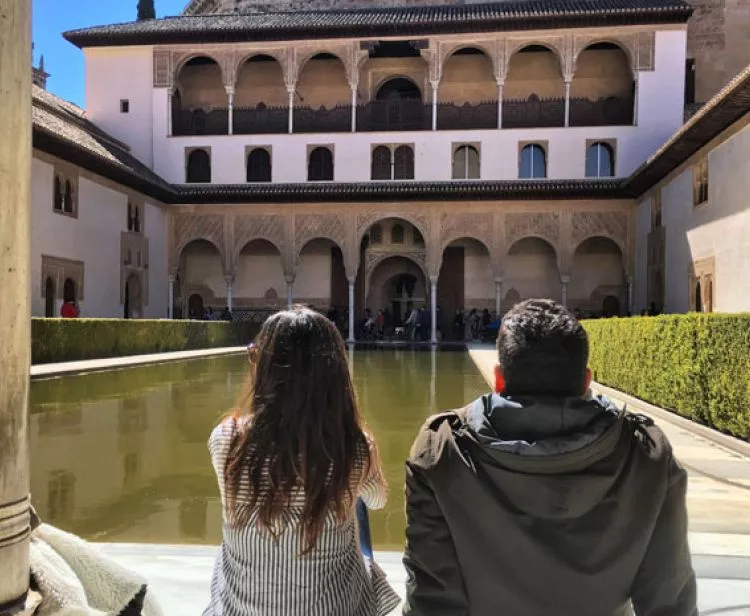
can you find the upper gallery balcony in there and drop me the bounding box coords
[169,42,636,137]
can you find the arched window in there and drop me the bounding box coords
[375,78,422,102]
[63,278,76,303]
[413,228,425,246]
[519,144,547,179]
[391,224,405,244]
[586,142,614,177]
[452,145,480,179]
[394,145,415,180]
[186,149,211,183]
[308,147,334,181]
[247,148,272,182]
[371,146,392,180]
[53,176,63,211]
[694,280,702,312]
[63,180,74,213]
[370,224,383,244]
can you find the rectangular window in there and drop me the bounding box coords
[685,59,696,106]
[120,99,130,114]
[693,158,708,206]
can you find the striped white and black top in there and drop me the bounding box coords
[204,418,400,616]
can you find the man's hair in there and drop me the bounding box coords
[496,299,589,397]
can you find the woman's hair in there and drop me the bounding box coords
[225,306,374,553]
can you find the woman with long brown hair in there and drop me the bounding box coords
[204,307,399,616]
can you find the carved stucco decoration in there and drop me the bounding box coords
[154,50,172,88]
[170,49,233,89]
[294,213,350,260]
[355,211,430,245]
[505,212,561,255]
[572,33,645,75]
[439,212,495,254]
[174,214,226,271]
[437,39,501,84]
[364,249,428,284]
[571,211,629,254]
[233,214,286,263]
[505,36,567,80]
[231,47,288,85]
[291,42,364,89]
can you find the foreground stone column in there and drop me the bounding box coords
[0,0,32,612]
[347,279,355,344]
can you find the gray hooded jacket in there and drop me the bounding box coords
[403,393,697,616]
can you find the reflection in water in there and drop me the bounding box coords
[30,351,488,547]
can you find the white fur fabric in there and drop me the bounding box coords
[29,524,164,616]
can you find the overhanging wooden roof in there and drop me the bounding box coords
[625,64,750,197]
[64,0,692,48]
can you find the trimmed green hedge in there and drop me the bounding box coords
[584,314,750,439]
[32,318,259,365]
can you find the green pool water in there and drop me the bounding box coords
[29,349,488,550]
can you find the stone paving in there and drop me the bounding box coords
[93,345,750,614]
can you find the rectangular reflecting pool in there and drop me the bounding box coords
[29,349,488,550]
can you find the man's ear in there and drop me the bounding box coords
[494,364,506,394]
[583,367,592,394]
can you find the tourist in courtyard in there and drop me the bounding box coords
[452,309,464,341]
[403,299,696,616]
[60,299,78,318]
[205,307,399,616]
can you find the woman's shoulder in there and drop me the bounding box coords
[208,415,249,460]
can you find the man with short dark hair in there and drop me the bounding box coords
[403,299,697,616]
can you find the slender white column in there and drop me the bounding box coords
[168,274,175,319]
[497,81,504,129]
[0,0,32,609]
[431,81,439,131]
[430,277,438,344]
[350,84,357,132]
[348,280,356,344]
[495,278,503,315]
[287,86,295,134]
[633,74,639,126]
[226,86,235,135]
[561,275,570,308]
[225,277,233,312]
[286,277,294,308]
[564,80,572,127]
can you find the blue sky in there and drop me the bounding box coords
[33,0,185,106]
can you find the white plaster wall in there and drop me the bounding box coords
[144,202,168,318]
[662,123,750,313]
[662,170,693,312]
[31,157,168,318]
[146,29,686,185]
[635,195,653,311]
[86,47,155,168]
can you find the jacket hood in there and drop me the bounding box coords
[453,393,630,520]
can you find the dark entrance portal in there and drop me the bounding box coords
[437,247,465,339]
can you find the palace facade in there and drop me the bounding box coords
[29,0,750,339]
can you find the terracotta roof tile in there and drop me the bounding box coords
[32,85,175,201]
